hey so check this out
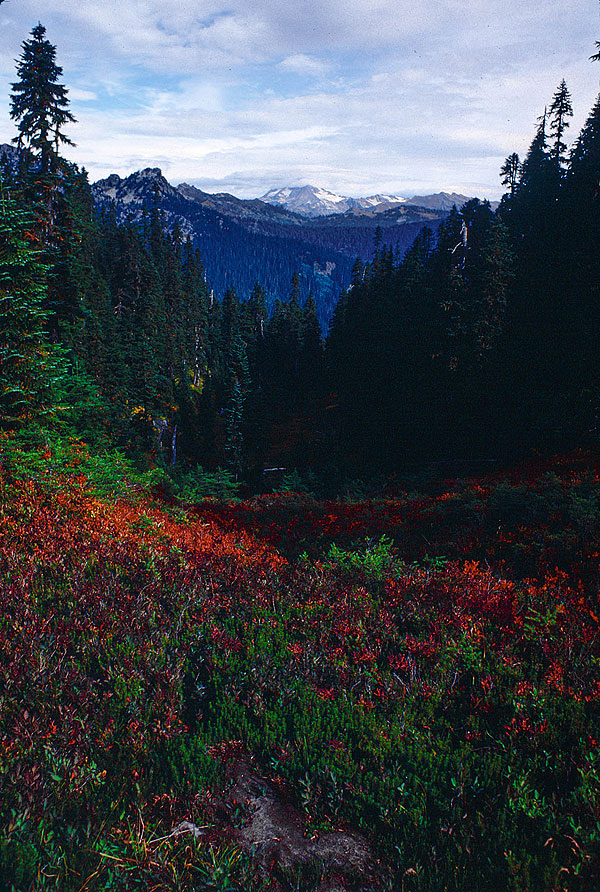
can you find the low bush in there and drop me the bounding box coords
[0,450,599,889]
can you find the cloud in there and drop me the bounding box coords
[278,54,330,78]
[0,0,598,199]
[19,0,595,76]
[68,88,98,102]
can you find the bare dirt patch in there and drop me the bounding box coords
[221,757,387,891]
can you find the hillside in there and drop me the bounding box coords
[3,12,600,892]
[91,167,448,329]
[1,439,599,890]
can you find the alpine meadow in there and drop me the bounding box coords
[1,9,600,892]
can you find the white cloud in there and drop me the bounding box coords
[278,54,330,78]
[0,0,598,198]
[68,88,98,102]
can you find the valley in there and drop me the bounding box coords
[91,167,455,329]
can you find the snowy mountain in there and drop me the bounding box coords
[91,167,449,331]
[260,184,408,217]
[261,185,356,217]
[260,184,480,217]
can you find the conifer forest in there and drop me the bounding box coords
[1,18,600,892]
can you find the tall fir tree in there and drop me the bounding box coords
[500,153,521,197]
[10,24,76,175]
[548,79,573,170]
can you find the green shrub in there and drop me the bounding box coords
[325,534,401,579]
[177,466,241,501]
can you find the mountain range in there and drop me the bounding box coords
[260,184,474,217]
[0,142,478,329]
[90,169,463,328]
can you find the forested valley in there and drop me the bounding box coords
[1,22,600,892]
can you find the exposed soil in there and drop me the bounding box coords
[221,757,387,891]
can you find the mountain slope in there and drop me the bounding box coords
[260,184,478,217]
[261,184,408,217]
[92,169,355,329]
[92,169,449,329]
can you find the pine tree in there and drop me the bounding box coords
[286,270,304,375]
[10,24,76,174]
[181,237,210,388]
[506,108,560,248]
[568,93,600,198]
[9,21,86,342]
[299,291,323,396]
[548,79,573,170]
[247,281,268,343]
[223,377,245,477]
[0,185,52,425]
[518,112,555,198]
[500,153,521,197]
[220,288,249,475]
[560,93,600,436]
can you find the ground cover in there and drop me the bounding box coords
[0,439,599,890]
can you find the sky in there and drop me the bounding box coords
[0,0,598,200]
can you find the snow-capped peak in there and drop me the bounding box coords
[260,184,353,217]
[260,184,409,217]
[259,184,484,218]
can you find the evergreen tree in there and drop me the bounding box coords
[223,377,245,477]
[500,153,521,197]
[518,111,556,201]
[9,23,87,342]
[247,281,268,344]
[560,94,600,439]
[286,270,304,382]
[220,288,249,475]
[0,186,52,425]
[299,291,323,396]
[435,200,511,370]
[181,237,210,389]
[10,24,76,174]
[568,93,600,198]
[548,79,573,170]
[243,281,268,392]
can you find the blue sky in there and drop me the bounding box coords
[0,0,598,198]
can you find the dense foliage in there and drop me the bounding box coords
[324,85,599,471]
[0,441,599,890]
[0,190,54,425]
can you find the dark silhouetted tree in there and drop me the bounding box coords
[500,153,521,196]
[548,79,573,170]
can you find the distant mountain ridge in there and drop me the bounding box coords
[90,167,451,330]
[406,191,482,211]
[260,184,476,217]
[0,141,483,329]
[260,185,407,217]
